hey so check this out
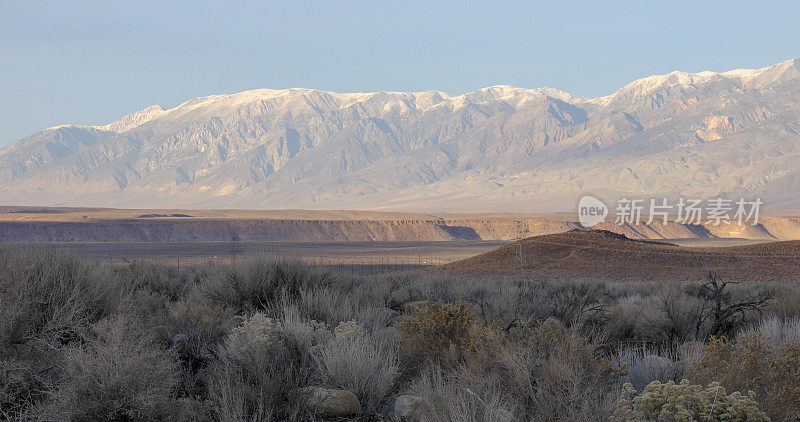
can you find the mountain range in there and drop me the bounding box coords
[2,58,800,212]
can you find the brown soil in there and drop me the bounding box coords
[437,229,800,284]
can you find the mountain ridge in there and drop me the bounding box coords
[34,57,800,135]
[2,58,800,212]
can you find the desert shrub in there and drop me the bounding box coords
[502,281,555,329]
[311,320,399,413]
[397,298,474,359]
[166,300,233,372]
[207,357,282,422]
[199,259,336,312]
[498,323,625,421]
[123,262,186,299]
[388,275,541,331]
[643,289,708,346]
[278,306,333,364]
[606,295,663,344]
[0,358,49,420]
[0,249,118,350]
[163,300,234,400]
[223,312,295,363]
[406,365,518,422]
[295,284,383,327]
[688,274,772,339]
[34,314,181,421]
[5,250,798,421]
[753,316,800,346]
[605,282,658,301]
[688,331,800,421]
[765,285,800,320]
[615,347,681,391]
[208,311,326,420]
[547,281,609,330]
[612,380,768,421]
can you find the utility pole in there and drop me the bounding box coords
[229,233,241,266]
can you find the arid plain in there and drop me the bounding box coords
[3,205,800,282]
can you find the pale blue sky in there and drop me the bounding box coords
[1,0,798,146]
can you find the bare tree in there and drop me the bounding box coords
[698,272,772,338]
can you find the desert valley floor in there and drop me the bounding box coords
[2,206,799,283]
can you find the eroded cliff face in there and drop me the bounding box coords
[1,216,797,242]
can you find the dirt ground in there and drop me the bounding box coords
[7,240,506,275]
[437,229,800,284]
[3,207,800,282]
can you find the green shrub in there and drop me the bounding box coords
[612,380,768,421]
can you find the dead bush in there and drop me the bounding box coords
[164,300,234,399]
[644,289,707,346]
[166,301,233,371]
[0,358,49,420]
[547,281,609,331]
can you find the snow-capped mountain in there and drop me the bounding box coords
[2,58,800,212]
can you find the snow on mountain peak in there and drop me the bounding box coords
[82,85,590,130]
[591,58,800,106]
[100,105,166,133]
[64,58,799,135]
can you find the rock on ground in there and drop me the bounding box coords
[303,387,361,417]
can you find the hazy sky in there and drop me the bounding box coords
[1,1,798,146]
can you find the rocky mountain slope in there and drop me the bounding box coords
[2,59,800,211]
